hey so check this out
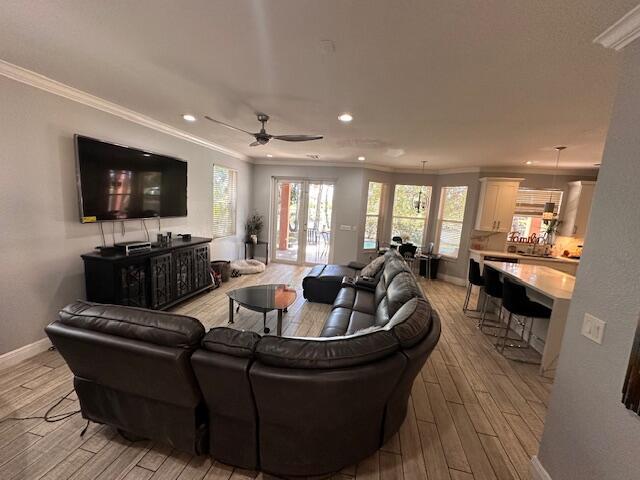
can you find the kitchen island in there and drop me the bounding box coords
[470,248,579,275]
[484,261,576,377]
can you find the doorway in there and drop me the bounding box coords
[272,179,335,265]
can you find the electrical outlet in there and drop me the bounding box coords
[581,313,606,344]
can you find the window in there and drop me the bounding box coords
[363,182,384,249]
[511,189,563,238]
[391,184,432,245]
[212,165,237,238]
[436,186,468,258]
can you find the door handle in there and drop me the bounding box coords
[497,220,501,230]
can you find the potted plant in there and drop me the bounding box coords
[246,213,264,244]
[543,218,562,245]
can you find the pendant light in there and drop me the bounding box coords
[414,161,428,213]
[542,146,566,220]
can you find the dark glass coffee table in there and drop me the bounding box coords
[227,284,297,335]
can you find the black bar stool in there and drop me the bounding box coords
[463,259,484,315]
[479,265,503,332]
[496,277,552,363]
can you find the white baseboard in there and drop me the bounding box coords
[436,272,466,286]
[531,456,552,480]
[0,337,52,369]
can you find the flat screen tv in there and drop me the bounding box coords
[75,135,187,223]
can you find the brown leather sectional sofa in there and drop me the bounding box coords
[46,250,440,477]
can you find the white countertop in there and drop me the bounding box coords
[484,261,576,301]
[469,248,580,265]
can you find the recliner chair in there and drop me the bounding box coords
[45,301,208,454]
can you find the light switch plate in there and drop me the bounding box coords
[581,313,606,344]
[339,225,351,231]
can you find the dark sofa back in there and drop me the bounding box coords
[45,301,207,454]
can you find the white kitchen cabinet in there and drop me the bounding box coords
[559,181,596,238]
[475,178,523,232]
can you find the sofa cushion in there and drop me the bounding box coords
[332,288,356,310]
[201,327,262,358]
[346,311,376,335]
[360,255,385,278]
[386,272,421,317]
[255,330,399,369]
[58,301,205,348]
[333,288,375,315]
[387,297,435,348]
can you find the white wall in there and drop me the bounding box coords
[0,76,252,355]
[537,41,640,480]
[251,164,364,265]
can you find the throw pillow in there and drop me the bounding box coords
[361,255,385,277]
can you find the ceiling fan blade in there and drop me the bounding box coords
[204,116,255,136]
[249,141,261,147]
[272,135,323,142]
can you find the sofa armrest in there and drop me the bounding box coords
[355,276,378,292]
[341,276,356,288]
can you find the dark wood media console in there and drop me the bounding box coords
[81,237,213,310]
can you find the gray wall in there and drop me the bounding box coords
[538,41,640,479]
[252,162,596,283]
[0,76,252,355]
[251,164,364,265]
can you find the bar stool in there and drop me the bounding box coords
[496,277,552,363]
[463,259,484,315]
[479,266,503,332]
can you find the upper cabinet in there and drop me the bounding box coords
[475,178,523,232]
[559,181,596,238]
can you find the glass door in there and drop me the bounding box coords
[305,182,334,264]
[272,179,335,265]
[274,180,303,263]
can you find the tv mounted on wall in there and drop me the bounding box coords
[75,135,187,223]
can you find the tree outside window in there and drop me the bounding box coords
[391,185,431,245]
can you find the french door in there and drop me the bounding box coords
[272,179,335,265]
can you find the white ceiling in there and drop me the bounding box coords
[1,0,636,170]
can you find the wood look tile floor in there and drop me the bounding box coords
[0,263,554,480]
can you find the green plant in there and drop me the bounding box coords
[246,213,264,236]
[544,218,562,234]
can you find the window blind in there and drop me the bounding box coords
[514,189,563,216]
[212,165,237,238]
[437,186,468,258]
[363,182,384,249]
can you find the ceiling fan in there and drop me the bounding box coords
[205,113,323,147]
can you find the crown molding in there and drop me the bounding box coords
[0,59,247,160]
[251,157,598,177]
[251,158,398,172]
[479,166,599,176]
[594,4,640,51]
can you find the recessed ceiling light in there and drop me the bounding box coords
[358,156,366,161]
[182,114,196,122]
[338,112,353,123]
[143,153,151,157]
[525,160,533,165]
[266,154,273,158]
[594,163,601,166]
